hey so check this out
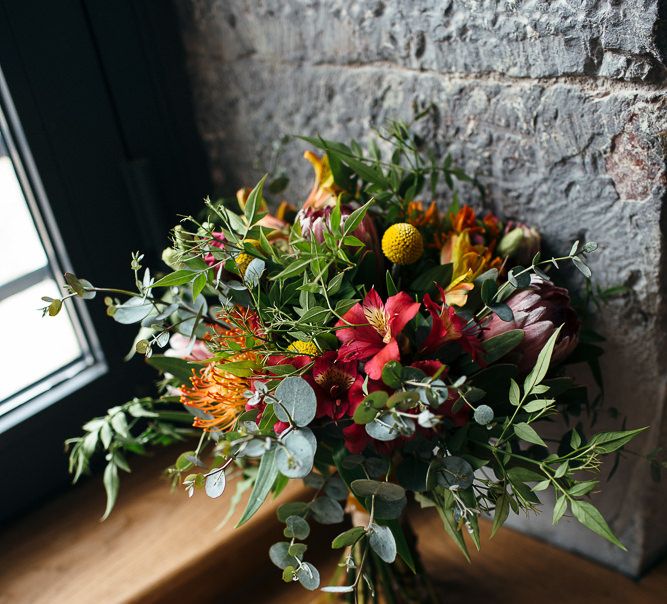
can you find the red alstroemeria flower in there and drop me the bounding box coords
[336,288,421,380]
[307,351,358,420]
[421,288,483,362]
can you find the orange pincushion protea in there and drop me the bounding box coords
[180,351,256,432]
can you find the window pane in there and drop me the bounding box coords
[0,112,86,408]
[0,153,47,285]
[0,280,81,401]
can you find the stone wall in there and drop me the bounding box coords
[173,0,667,575]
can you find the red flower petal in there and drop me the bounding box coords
[364,338,400,380]
[385,292,421,335]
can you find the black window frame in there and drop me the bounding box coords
[0,0,211,523]
[0,65,107,426]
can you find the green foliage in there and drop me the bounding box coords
[53,118,646,595]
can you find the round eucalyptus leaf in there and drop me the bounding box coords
[284,515,310,540]
[351,479,405,502]
[366,413,415,441]
[244,258,266,287]
[474,404,495,426]
[237,438,268,458]
[419,379,448,408]
[303,472,326,490]
[296,562,320,591]
[274,377,317,427]
[386,390,420,410]
[113,297,153,325]
[364,456,390,478]
[381,361,403,389]
[276,430,315,478]
[436,456,474,490]
[368,523,397,563]
[324,475,348,500]
[370,495,407,520]
[417,409,439,428]
[276,501,309,522]
[269,541,298,569]
[297,426,317,452]
[353,401,379,425]
[204,468,226,498]
[310,496,345,525]
[365,391,389,409]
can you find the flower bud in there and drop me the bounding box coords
[296,204,379,255]
[482,277,580,372]
[497,222,541,265]
[161,247,184,271]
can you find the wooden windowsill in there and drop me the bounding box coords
[0,450,665,603]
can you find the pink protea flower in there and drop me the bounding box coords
[482,276,580,372]
[297,204,379,252]
[335,288,420,380]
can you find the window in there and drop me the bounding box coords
[0,68,105,430]
[0,0,211,522]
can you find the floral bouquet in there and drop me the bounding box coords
[52,122,644,601]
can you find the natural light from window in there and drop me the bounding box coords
[0,139,82,404]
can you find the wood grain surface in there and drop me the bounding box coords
[0,451,664,603]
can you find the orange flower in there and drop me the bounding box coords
[406,200,440,229]
[449,205,481,235]
[180,351,256,432]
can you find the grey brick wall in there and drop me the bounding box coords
[174,0,667,575]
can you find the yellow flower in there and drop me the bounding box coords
[287,340,319,356]
[440,230,502,306]
[382,223,424,265]
[180,351,256,432]
[303,151,339,209]
[235,252,253,276]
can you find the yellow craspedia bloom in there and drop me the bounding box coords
[235,253,253,276]
[287,340,319,356]
[382,223,424,265]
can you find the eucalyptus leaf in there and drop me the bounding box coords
[368,523,397,563]
[332,526,365,549]
[310,497,344,524]
[435,457,474,490]
[296,562,320,591]
[113,297,154,325]
[205,468,226,498]
[269,541,298,569]
[284,515,310,540]
[351,479,406,502]
[274,377,317,427]
[236,446,279,527]
[276,430,315,478]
